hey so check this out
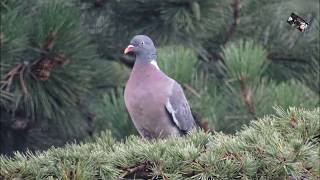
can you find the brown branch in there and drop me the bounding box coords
[182,84,215,133]
[267,53,308,64]
[19,64,29,96]
[206,0,240,62]
[199,120,210,133]
[1,64,23,91]
[1,63,30,96]
[239,75,257,119]
[0,32,4,47]
[192,111,214,133]
[183,84,201,98]
[42,31,57,51]
[120,162,151,179]
[31,54,67,81]
[223,0,241,45]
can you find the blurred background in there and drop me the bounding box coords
[0,0,319,155]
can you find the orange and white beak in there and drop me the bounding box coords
[124,45,134,54]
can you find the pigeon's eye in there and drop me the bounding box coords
[141,41,145,45]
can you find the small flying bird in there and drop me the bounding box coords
[123,35,196,139]
[287,13,309,32]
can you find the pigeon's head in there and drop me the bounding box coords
[124,35,157,61]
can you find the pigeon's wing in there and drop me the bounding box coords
[165,82,196,133]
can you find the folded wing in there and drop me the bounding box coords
[165,82,196,133]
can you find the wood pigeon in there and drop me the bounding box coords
[124,35,196,139]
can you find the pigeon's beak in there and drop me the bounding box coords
[124,45,134,54]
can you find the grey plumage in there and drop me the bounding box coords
[165,82,195,134]
[124,35,196,139]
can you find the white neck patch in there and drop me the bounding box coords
[150,60,160,70]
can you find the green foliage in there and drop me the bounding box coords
[0,0,99,153]
[158,46,198,84]
[1,0,96,118]
[0,1,30,109]
[29,0,96,117]
[222,40,268,81]
[269,80,319,108]
[89,61,130,88]
[79,0,232,60]
[1,107,319,179]
[0,0,29,62]
[110,0,229,43]
[96,88,137,139]
[206,39,320,133]
[187,72,222,128]
[239,0,320,91]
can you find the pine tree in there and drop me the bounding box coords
[0,0,99,154]
[0,107,319,179]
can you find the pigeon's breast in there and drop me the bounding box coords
[124,64,173,112]
[124,63,176,137]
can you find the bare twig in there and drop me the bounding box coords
[0,32,4,47]
[1,63,29,96]
[223,0,241,45]
[239,75,257,119]
[267,53,308,64]
[19,64,29,96]
[199,120,210,133]
[42,31,57,51]
[183,84,201,98]
[1,64,22,91]
[206,0,240,62]
[192,112,214,133]
[120,162,150,179]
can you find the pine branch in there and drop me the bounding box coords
[1,107,319,179]
[1,0,99,154]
